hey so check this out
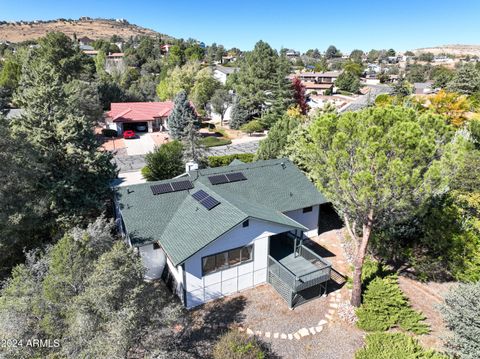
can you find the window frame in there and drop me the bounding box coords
[201,244,254,276]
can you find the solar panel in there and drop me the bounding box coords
[156,183,174,194]
[201,196,221,210]
[226,172,247,182]
[208,174,229,185]
[192,190,209,202]
[151,183,173,195]
[171,180,194,191]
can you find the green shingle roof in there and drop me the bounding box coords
[116,158,327,266]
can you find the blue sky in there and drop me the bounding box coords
[2,0,480,53]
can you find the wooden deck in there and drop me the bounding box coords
[268,232,332,308]
[271,245,320,281]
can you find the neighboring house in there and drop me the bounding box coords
[106,101,175,134]
[115,159,334,309]
[161,44,173,54]
[105,52,126,74]
[213,65,239,85]
[303,82,334,95]
[79,44,94,51]
[414,82,435,95]
[293,71,342,95]
[365,63,382,74]
[296,71,342,84]
[285,49,300,58]
[221,55,237,64]
[78,36,94,46]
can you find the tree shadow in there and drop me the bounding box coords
[171,295,280,358]
[303,238,337,259]
[175,296,247,357]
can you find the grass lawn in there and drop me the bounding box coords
[201,136,232,147]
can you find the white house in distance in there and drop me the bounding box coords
[115,159,334,309]
[213,65,239,85]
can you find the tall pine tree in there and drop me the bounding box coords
[12,59,115,226]
[167,90,198,139]
[229,96,251,129]
[230,41,293,121]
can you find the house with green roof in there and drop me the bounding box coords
[115,159,334,309]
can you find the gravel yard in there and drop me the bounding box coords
[180,229,364,359]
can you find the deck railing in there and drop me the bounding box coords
[268,244,331,292]
[268,255,297,289]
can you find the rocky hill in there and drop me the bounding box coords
[0,18,174,43]
[415,44,480,57]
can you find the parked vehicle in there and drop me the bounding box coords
[136,125,147,131]
[123,130,136,139]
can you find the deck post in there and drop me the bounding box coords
[293,234,298,258]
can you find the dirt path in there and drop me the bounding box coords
[399,276,455,350]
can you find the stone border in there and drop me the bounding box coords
[237,288,353,341]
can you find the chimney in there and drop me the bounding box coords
[186,161,198,173]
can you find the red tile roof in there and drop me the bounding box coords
[108,102,175,122]
[303,82,334,89]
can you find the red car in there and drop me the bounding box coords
[123,130,136,139]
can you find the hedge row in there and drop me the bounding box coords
[207,154,255,167]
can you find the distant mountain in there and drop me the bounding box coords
[415,44,480,57]
[0,17,175,43]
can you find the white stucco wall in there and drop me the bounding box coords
[106,121,120,134]
[213,70,228,85]
[183,218,295,309]
[165,256,184,298]
[139,244,166,280]
[283,205,319,237]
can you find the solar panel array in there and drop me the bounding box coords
[191,190,221,210]
[150,180,193,195]
[208,172,247,185]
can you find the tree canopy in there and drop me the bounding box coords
[229,41,293,121]
[167,90,198,139]
[285,106,452,306]
[142,140,185,181]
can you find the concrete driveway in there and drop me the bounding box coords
[124,133,156,155]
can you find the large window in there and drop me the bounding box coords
[202,244,254,275]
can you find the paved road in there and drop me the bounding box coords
[114,140,261,173]
[114,148,147,172]
[111,170,146,187]
[340,84,392,112]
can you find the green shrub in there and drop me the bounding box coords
[355,332,447,359]
[101,128,118,137]
[356,275,429,334]
[213,331,267,359]
[441,281,480,359]
[200,136,232,147]
[207,154,255,167]
[142,140,184,181]
[240,120,264,136]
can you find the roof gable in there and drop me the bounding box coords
[109,101,174,122]
[116,159,327,265]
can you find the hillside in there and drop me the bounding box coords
[0,18,175,43]
[415,44,480,57]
